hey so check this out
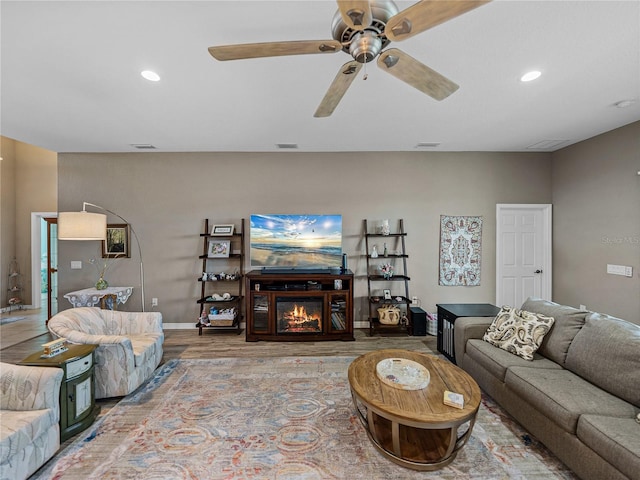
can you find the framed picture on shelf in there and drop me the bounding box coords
[102,224,130,258]
[211,224,235,236]
[208,240,230,258]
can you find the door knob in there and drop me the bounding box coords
[534,269,543,274]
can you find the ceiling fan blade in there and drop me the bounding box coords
[377,48,459,101]
[385,0,490,42]
[208,40,343,61]
[314,60,363,118]
[336,0,372,30]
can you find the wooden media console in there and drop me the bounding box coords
[245,269,354,342]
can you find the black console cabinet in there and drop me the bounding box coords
[436,303,500,363]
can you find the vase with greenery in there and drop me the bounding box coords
[90,255,122,290]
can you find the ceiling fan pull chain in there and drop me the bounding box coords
[363,61,368,80]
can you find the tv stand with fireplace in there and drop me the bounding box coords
[245,270,354,342]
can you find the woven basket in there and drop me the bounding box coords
[208,313,236,326]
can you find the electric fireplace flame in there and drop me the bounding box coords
[277,298,322,334]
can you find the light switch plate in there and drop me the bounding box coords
[607,264,631,276]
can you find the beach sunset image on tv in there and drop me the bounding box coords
[250,214,343,269]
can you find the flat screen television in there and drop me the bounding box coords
[250,214,343,271]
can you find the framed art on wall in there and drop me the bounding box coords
[208,240,230,258]
[103,224,130,258]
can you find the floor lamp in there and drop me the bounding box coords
[58,202,146,312]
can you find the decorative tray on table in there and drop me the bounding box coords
[376,358,430,390]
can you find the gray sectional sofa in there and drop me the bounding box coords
[453,297,639,480]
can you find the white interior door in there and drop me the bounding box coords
[496,204,552,307]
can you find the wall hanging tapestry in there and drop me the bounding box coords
[439,215,483,286]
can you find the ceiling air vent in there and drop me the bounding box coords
[415,142,441,148]
[130,144,156,149]
[525,140,569,150]
[276,143,299,149]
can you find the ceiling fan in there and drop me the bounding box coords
[208,0,490,117]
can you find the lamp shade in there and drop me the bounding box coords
[58,211,107,240]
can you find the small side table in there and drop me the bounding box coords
[436,303,500,364]
[64,286,133,308]
[19,344,101,441]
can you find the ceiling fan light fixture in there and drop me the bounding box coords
[520,70,541,82]
[349,31,382,63]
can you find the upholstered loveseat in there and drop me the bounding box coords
[47,307,164,399]
[454,297,639,480]
[0,362,63,480]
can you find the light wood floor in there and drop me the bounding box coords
[1,324,438,365]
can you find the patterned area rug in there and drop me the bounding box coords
[34,357,578,479]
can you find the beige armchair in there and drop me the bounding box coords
[0,362,64,480]
[47,307,164,399]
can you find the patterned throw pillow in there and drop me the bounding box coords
[483,306,555,360]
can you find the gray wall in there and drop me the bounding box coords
[551,121,640,321]
[57,151,552,324]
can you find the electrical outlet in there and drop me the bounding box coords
[579,304,587,310]
[151,298,158,307]
[70,261,82,269]
[411,296,418,305]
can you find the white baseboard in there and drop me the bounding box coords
[0,305,35,314]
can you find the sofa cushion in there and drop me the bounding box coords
[0,409,56,464]
[565,313,640,408]
[505,367,637,434]
[483,306,555,360]
[521,297,589,366]
[577,414,640,480]
[466,338,562,381]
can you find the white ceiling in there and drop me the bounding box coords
[2,0,639,153]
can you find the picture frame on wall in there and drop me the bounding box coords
[208,240,230,258]
[102,224,130,258]
[211,224,235,236]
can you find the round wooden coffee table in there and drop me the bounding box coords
[348,349,482,470]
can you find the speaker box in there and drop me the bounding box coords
[409,306,427,336]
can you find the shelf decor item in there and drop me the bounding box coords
[211,224,235,236]
[379,219,390,236]
[380,263,394,279]
[208,240,230,258]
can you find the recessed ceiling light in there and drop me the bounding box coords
[520,70,541,82]
[141,70,160,82]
